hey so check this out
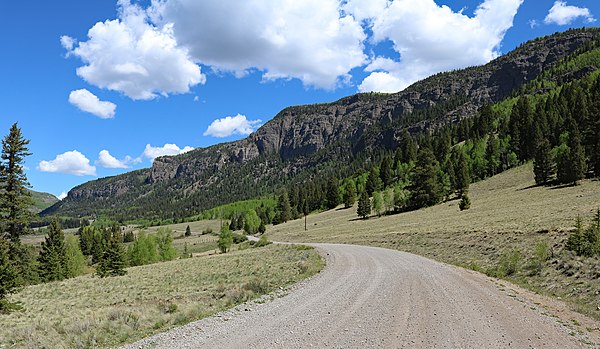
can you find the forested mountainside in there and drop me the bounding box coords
[42,28,600,221]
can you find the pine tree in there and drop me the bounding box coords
[533,135,554,185]
[277,189,292,224]
[342,180,356,208]
[567,119,586,185]
[325,177,341,210]
[365,166,382,196]
[357,191,371,220]
[0,238,18,312]
[409,148,441,209]
[37,220,67,282]
[97,232,127,277]
[379,156,394,188]
[459,192,471,211]
[185,225,191,237]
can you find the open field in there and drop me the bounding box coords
[0,244,324,349]
[268,163,600,321]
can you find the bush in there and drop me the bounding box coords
[218,226,233,253]
[459,193,471,211]
[527,241,550,275]
[495,249,523,277]
[566,211,600,257]
[254,235,272,248]
[232,233,248,244]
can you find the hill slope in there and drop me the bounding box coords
[43,28,600,220]
[29,190,59,213]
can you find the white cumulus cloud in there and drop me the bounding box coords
[203,114,262,138]
[38,151,97,176]
[142,143,194,162]
[68,89,116,119]
[357,0,523,93]
[96,150,132,168]
[64,0,205,100]
[544,1,595,26]
[150,0,367,89]
[58,192,68,200]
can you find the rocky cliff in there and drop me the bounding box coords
[43,28,600,220]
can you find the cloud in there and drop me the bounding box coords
[96,150,132,168]
[64,0,205,100]
[68,89,116,119]
[58,192,68,200]
[38,151,97,176]
[150,0,367,89]
[357,0,523,93]
[60,35,76,51]
[544,1,595,26]
[142,143,194,161]
[203,114,262,138]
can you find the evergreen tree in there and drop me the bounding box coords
[97,232,127,277]
[379,156,394,188]
[401,131,418,163]
[342,180,356,209]
[357,191,371,220]
[365,166,382,196]
[37,220,67,282]
[567,119,586,185]
[277,189,292,224]
[409,148,441,209]
[533,132,554,185]
[554,143,571,184]
[0,123,33,245]
[0,238,18,312]
[185,225,191,237]
[325,177,341,210]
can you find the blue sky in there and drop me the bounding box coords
[0,0,597,199]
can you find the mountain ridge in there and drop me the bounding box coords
[43,28,600,220]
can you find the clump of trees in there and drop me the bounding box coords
[566,210,600,257]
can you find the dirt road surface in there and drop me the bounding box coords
[122,243,597,348]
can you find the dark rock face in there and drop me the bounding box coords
[43,28,600,219]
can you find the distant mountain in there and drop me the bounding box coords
[43,28,600,220]
[29,190,59,213]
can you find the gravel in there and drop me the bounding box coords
[121,243,595,348]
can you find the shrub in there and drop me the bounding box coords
[254,235,272,248]
[527,241,550,275]
[566,211,600,257]
[459,193,471,211]
[232,233,248,244]
[218,226,233,253]
[497,249,523,277]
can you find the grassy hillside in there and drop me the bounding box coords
[1,244,324,349]
[28,189,58,213]
[268,163,600,321]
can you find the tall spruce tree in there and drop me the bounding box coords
[379,156,394,188]
[97,231,127,277]
[277,189,292,224]
[357,190,371,220]
[0,123,33,245]
[409,148,441,209]
[567,119,587,185]
[37,220,67,282]
[454,149,470,196]
[325,177,341,210]
[533,125,554,185]
[365,166,382,196]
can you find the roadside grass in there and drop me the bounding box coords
[267,163,600,320]
[0,244,324,349]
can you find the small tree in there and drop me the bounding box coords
[65,235,86,278]
[244,210,261,235]
[277,190,292,224]
[127,232,159,266]
[218,225,233,253]
[372,191,383,217]
[97,232,127,277]
[325,177,341,210]
[383,188,394,214]
[155,228,177,261]
[185,225,191,237]
[357,191,371,219]
[37,220,67,282]
[342,180,356,208]
[533,137,554,185]
[459,192,471,211]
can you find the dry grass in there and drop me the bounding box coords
[0,244,324,349]
[268,163,600,320]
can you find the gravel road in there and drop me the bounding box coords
[122,243,595,348]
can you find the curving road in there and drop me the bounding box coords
[123,244,593,348]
